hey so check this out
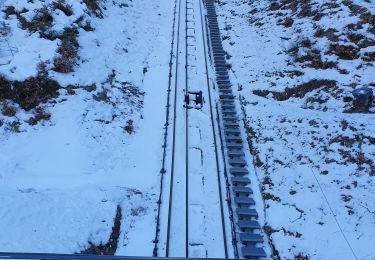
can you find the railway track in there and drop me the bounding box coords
[154,0,266,259]
[154,0,230,258]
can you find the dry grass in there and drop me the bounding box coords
[83,0,103,17]
[328,44,359,60]
[53,40,79,73]
[26,107,51,125]
[18,6,54,33]
[1,102,17,117]
[52,0,73,16]
[253,80,337,102]
[81,206,122,255]
[0,75,60,110]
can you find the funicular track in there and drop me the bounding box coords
[154,0,266,259]
[154,0,232,258]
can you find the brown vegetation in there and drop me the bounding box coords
[26,107,51,125]
[52,0,73,16]
[1,102,17,117]
[81,206,122,255]
[83,0,103,17]
[53,40,79,73]
[0,75,60,110]
[253,80,337,101]
[18,6,54,33]
[328,44,359,60]
[123,120,134,134]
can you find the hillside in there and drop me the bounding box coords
[0,0,173,254]
[216,0,375,258]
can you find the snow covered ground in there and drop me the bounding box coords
[1,0,374,258]
[216,0,375,259]
[0,0,174,254]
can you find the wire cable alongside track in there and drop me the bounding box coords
[153,0,180,255]
[184,0,190,256]
[165,0,183,255]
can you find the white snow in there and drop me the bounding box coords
[0,0,175,255]
[216,0,375,258]
[1,0,374,258]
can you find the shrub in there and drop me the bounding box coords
[0,22,11,37]
[314,28,339,42]
[273,80,337,101]
[81,22,95,32]
[37,61,50,77]
[66,85,76,95]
